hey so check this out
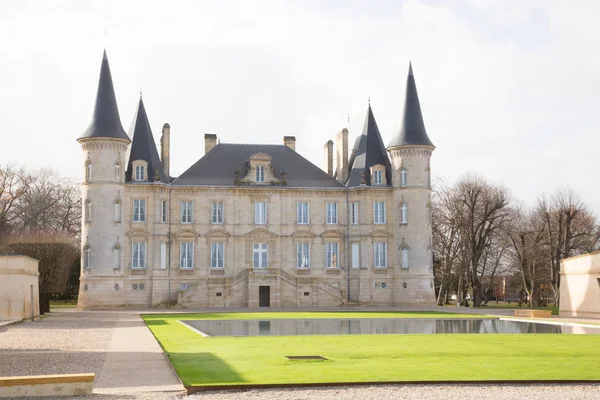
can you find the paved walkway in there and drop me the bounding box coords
[0,310,184,394]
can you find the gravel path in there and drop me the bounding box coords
[0,311,117,377]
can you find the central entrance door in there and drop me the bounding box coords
[259,286,270,307]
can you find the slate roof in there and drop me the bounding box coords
[125,97,168,183]
[79,50,130,142]
[345,105,392,187]
[173,144,344,188]
[387,63,434,149]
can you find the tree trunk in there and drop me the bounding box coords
[39,291,50,315]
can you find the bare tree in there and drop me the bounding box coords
[0,163,32,241]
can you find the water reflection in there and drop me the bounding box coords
[181,319,600,337]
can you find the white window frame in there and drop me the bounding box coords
[181,200,193,224]
[255,201,267,224]
[180,242,194,269]
[160,242,167,269]
[326,202,338,224]
[374,242,387,268]
[325,242,339,268]
[133,199,145,222]
[115,163,121,182]
[132,241,146,269]
[135,165,145,181]
[212,201,224,224]
[350,202,359,225]
[400,167,407,187]
[402,247,409,270]
[211,242,225,269]
[296,242,310,268]
[160,200,168,224]
[374,201,386,224]
[373,170,382,185]
[351,243,360,269]
[401,203,408,224]
[256,165,265,182]
[253,243,268,268]
[297,202,309,224]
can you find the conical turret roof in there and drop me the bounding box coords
[346,104,392,187]
[126,97,168,183]
[79,50,129,141]
[387,63,434,148]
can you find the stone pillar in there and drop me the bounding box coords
[336,128,349,183]
[205,133,217,154]
[283,136,296,151]
[324,140,333,176]
[161,123,170,178]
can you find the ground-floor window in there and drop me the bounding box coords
[253,243,268,268]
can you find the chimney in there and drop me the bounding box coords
[324,140,334,176]
[283,136,296,151]
[205,133,217,154]
[160,123,170,178]
[336,128,349,183]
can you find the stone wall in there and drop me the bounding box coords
[0,255,39,320]
[560,252,600,318]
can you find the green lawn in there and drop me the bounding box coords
[50,300,78,309]
[143,312,600,386]
[474,303,559,315]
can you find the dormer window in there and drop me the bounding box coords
[135,165,145,181]
[256,166,265,182]
[373,170,382,185]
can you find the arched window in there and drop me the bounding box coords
[112,244,121,269]
[85,200,92,223]
[400,167,407,187]
[114,200,121,223]
[85,161,92,182]
[84,245,91,269]
[401,246,409,270]
[115,163,121,182]
[400,203,408,224]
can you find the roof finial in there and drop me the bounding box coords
[140,88,142,99]
[368,96,371,106]
[347,113,350,123]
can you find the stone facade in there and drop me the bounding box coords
[0,255,40,320]
[559,252,600,318]
[76,52,436,309]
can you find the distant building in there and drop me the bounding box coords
[560,252,600,318]
[77,51,436,308]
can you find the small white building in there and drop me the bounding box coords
[0,255,40,320]
[559,252,600,319]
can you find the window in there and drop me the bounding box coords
[374,242,387,268]
[211,242,224,268]
[374,202,386,224]
[253,243,268,268]
[132,241,146,269]
[350,202,359,225]
[255,201,266,224]
[297,202,309,224]
[135,165,144,181]
[373,170,382,185]
[160,200,168,223]
[85,162,91,182]
[326,202,338,224]
[114,200,121,223]
[84,246,91,269]
[256,166,265,182]
[297,242,310,268]
[181,200,193,223]
[160,242,167,269]
[402,247,409,269]
[400,167,407,187]
[115,163,120,182]
[180,283,193,291]
[326,243,339,268]
[180,242,194,269]
[351,243,360,269]
[112,245,120,269]
[85,200,92,223]
[401,203,408,224]
[212,201,224,224]
[133,199,145,222]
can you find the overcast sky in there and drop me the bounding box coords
[1,0,599,213]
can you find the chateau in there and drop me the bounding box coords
[77,51,436,309]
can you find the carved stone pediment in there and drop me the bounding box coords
[127,228,151,238]
[174,229,200,239]
[370,229,391,239]
[292,230,316,239]
[243,227,279,239]
[205,229,231,238]
[322,230,343,239]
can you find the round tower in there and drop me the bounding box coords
[387,63,435,303]
[77,50,131,309]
